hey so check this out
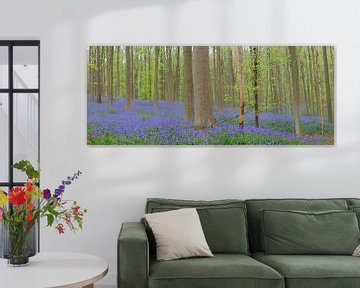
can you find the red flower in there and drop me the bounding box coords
[9,187,26,205]
[24,193,31,201]
[72,205,80,215]
[26,203,34,210]
[56,223,65,234]
[65,214,71,225]
[26,214,33,221]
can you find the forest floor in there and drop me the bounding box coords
[87,98,334,145]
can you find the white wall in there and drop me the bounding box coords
[1,0,360,285]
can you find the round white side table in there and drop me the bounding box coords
[0,252,108,288]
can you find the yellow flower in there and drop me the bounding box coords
[0,190,7,206]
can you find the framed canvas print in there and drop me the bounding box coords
[87,46,334,145]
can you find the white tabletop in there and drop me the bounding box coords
[0,252,108,288]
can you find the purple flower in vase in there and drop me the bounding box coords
[43,189,51,200]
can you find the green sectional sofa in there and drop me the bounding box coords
[118,198,360,288]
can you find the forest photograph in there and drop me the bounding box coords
[87,46,334,145]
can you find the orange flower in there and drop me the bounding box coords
[26,203,34,210]
[26,214,33,221]
[25,182,33,192]
[24,193,31,200]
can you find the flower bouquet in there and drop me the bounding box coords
[0,160,87,266]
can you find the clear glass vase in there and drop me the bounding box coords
[0,220,37,266]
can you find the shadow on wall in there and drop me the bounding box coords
[44,0,360,205]
[46,0,360,201]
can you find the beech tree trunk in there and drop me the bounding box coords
[288,46,301,135]
[165,46,174,101]
[183,46,194,121]
[233,46,245,128]
[322,46,333,125]
[193,46,214,127]
[96,46,102,104]
[215,46,224,112]
[125,46,132,111]
[174,47,181,101]
[116,46,120,98]
[252,46,260,127]
[227,49,235,109]
[153,46,159,107]
[108,47,114,104]
[313,47,324,133]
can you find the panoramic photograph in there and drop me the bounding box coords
[87,46,334,145]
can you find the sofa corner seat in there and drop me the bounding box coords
[247,198,360,288]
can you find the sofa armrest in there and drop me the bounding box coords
[118,222,149,288]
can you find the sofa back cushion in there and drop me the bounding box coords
[348,198,360,207]
[261,209,359,255]
[145,198,249,254]
[246,198,349,252]
[347,199,360,228]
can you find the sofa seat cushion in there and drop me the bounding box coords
[149,254,284,288]
[253,252,360,288]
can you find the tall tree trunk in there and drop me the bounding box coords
[288,46,301,135]
[227,48,235,109]
[306,47,316,115]
[125,46,132,111]
[116,46,120,98]
[87,47,91,97]
[212,47,217,109]
[147,47,152,101]
[183,46,194,121]
[215,46,224,112]
[153,46,160,107]
[313,47,324,134]
[101,48,106,97]
[89,47,95,99]
[300,58,310,115]
[130,47,134,99]
[174,47,181,102]
[276,65,284,113]
[165,46,174,101]
[252,46,260,127]
[193,46,214,127]
[96,46,102,104]
[322,46,333,125]
[108,47,114,104]
[265,48,271,113]
[160,49,165,100]
[133,48,138,99]
[233,46,245,128]
[285,62,293,115]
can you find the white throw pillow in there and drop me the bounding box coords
[145,208,213,261]
[353,244,360,256]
